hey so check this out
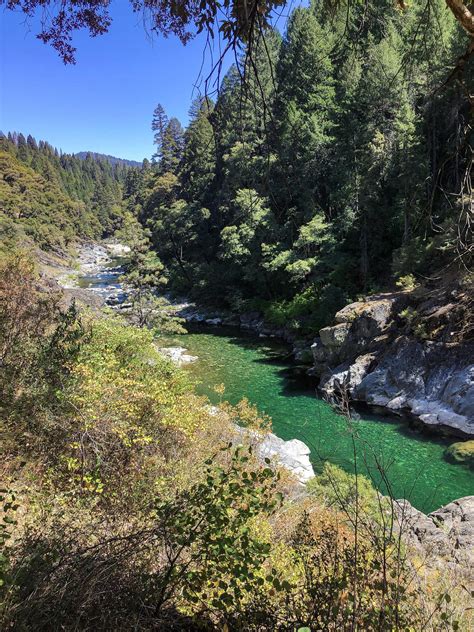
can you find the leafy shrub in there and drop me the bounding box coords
[264,285,348,334]
[1,255,471,631]
[396,273,418,291]
[307,462,383,520]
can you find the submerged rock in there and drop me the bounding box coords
[445,440,474,467]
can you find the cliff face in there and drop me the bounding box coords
[310,279,474,438]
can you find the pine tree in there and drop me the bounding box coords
[180,98,216,204]
[152,103,168,163]
[161,118,184,174]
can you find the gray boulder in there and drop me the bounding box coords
[311,287,474,437]
[258,434,315,483]
[320,353,377,396]
[353,337,474,436]
[395,496,474,575]
[156,346,198,366]
[233,425,315,484]
[319,322,352,348]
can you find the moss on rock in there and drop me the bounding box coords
[445,440,474,468]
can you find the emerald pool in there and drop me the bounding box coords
[164,326,474,513]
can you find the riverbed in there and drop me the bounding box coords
[78,252,474,513]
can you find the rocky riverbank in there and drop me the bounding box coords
[395,495,474,577]
[310,290,474,439]
[176,283,473,439]
[56,240,130,309]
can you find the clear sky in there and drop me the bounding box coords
[0,3,236,162]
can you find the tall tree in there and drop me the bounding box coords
[161,118,184,174]
[152,104,168,163]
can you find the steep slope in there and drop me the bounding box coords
[311,275,474,437]
[0,150,101,252]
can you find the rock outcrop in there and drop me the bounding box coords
[156,346,198,366]
[207,406,316,485]
[395,496,474,576]
[238,428,315,484]
[353,337,474,436]
[309,292,474,438]
[257,434,315,483]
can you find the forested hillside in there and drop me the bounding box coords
[0,133,133,251]
[124,0,472,333]
[75,151,142,168]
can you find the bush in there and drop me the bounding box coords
[264,285,348,334]
[396,273,418,291]
[1,255,471,631]
[307,462,383,520]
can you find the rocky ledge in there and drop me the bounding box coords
[395,495,474,576]
[308,292,473,438]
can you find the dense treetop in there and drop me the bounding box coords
[120,0,472,332]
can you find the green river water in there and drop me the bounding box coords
[78,260,473,514]
[163,326,473,513]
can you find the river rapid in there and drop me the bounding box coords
[78,248,474,514]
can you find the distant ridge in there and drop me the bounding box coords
[75,151,142,168]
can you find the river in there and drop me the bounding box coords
[78,254,474,514]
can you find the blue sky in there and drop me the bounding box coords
[0,3,238,161]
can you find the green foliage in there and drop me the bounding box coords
[121,232,186,333]
[151,104,185,174]
[396,274,418,291]
[152,444,281,617]
[264,289,319,328]
[0,253,86,432]
[1,256,470,631]
[121,2,470,334]
[0,135,132,251]
[308,462,382,519]
[264,284,348,334]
